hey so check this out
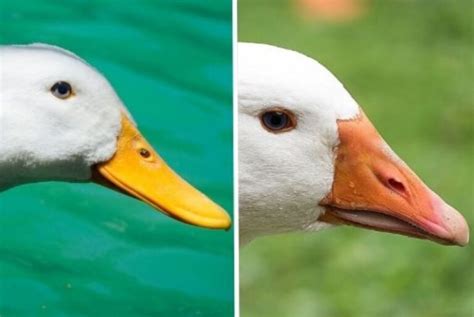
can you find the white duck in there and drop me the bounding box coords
[238,43,469,246]
[0,43,231,229]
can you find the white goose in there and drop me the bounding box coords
[238,43,469,246]
[0,43,231,229]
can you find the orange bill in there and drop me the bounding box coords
[319,109,469,246]
[92,114,231,230]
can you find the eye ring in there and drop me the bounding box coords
[51,81,73,99]
[259,108,297,133]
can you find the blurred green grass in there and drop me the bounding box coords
[239,0,473,316]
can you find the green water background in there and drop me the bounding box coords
[239,0,473,316]
[0,1,233,316]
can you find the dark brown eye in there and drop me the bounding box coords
[51,81,72,99]
[260,108,297,133]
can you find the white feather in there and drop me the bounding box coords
[0,44,127,189]
[238,43,360,244]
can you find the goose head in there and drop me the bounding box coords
[238,43,469,245]
[0,44,231,229]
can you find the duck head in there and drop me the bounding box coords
[238,43,468,245]
[0,44,231,229]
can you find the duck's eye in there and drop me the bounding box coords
[51,81,72,99]
[260,109,296,133]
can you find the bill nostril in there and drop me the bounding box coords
[139,148,151,159]
[387,178,407,195]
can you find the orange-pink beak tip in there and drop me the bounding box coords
[430,197,470,246]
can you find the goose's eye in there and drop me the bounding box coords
[260,109,296,133]
[51,81,72,99]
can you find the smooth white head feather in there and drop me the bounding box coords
[238,43,359,244]
[0,44,126,189]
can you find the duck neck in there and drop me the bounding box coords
[0,151,91,191]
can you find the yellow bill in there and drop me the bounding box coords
[93,114,231,230]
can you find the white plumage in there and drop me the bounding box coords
[0,44,124,188]
[0,43,231,229]
[238,43,468,246]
